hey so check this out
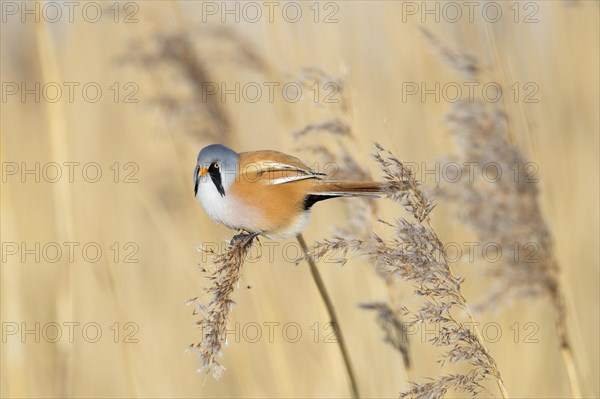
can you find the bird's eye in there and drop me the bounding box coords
[207,162,220,174]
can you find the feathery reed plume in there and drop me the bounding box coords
[359,302,411,369]
[291,68,376,236]
[120,28,266,144]
[307,144,509,399]
[419,27,480,79]
[120,31,229,142]
[292,68,412,372]
[188,233,257,378]
[205,26,269,73]
[441,101,556,309]
[423,29,583,397]
[295,126,377,237]
[290,67,349,112]
[440,99,581,396]
[293,119,352,139]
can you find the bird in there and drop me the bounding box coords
[193,144,384,239]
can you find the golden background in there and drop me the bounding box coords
[1,1,598,398]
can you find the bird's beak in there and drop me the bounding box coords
[194,165,209,196]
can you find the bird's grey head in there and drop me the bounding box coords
[194,144,240,197]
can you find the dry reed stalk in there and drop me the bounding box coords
[423,29,583,397]
[306,144,509,399]
[189,233,257,378]
[296,234,360,399]
[34,17,75,398]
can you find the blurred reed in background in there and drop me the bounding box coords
[1,1,598,398]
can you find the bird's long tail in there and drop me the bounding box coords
[311,181,385,197]
[303,181,384,209]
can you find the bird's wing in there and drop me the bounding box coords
[239,150,325,185]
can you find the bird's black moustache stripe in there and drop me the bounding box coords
[209,164,226,197]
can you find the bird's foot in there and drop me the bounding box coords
[231,230,259,245]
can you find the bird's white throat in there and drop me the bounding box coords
[195,176,262,233]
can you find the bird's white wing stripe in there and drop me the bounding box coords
[269,175,321,185]
[258,161,300,170]
[307,192,381,198]
[249,161,323,175]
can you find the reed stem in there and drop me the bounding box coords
[297,233,360,399]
